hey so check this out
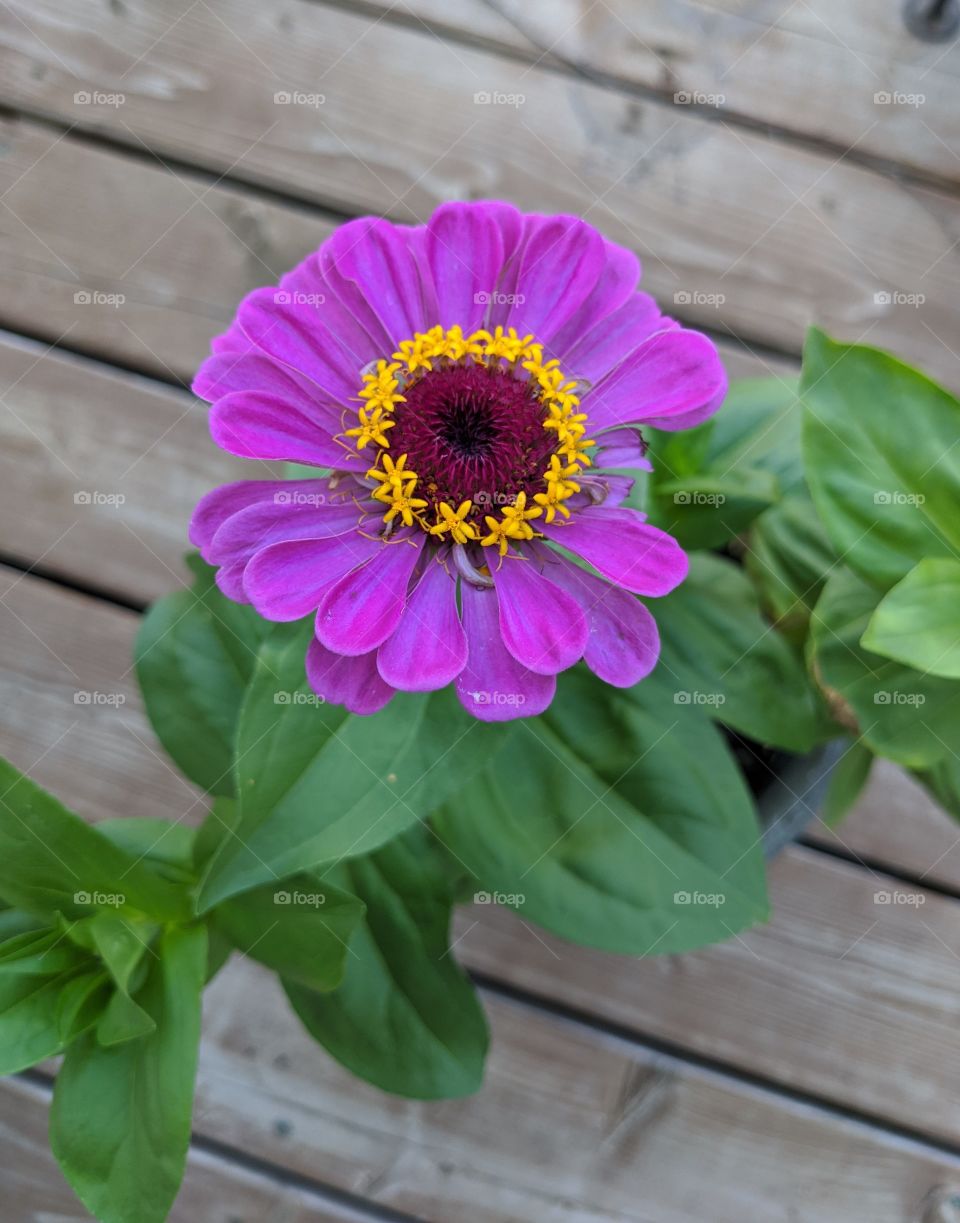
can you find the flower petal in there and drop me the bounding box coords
[456,583,556,721]
[235,286,364,405]
[208,495,361,567]
[505,215,605,343]
[377,558,467,691]
[586,328,727,431]
[562,292,665,385]
[542,507,688,597]
[594,426,653,472]
[549,239,640,361]
[244,533,381,621]
[190,479,300,556]
[209,391,362,469]
[316,536,425,656]
[306,638,396,715]
[426,201,516,333]
[537,551,660,687]
[322,217,427,348]
[490,555,588,675]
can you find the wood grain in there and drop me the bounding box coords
[4,568,960,1150]
[390,0,960,187]
[0,1075,381,1223]
[808,758,960,893]
[1,2,959,388]
[190,959,960,1223]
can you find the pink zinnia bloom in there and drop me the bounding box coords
[190,202,726,721]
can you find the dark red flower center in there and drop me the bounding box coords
[387,363,556,523]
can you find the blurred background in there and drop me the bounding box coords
[2,2,960,1219]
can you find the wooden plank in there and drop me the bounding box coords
[0,329,272,605]
[455,846,960,1146]
[0,117,791,385]
[0,1076,378,1223]
[389,0,960,187]
[0,563,202,824]
[1,3,959,387]
[4,569,960,1150]
[190,960,960,1223]
[0,329,789,605]
[0,115,332,383]
[808,758,960,893]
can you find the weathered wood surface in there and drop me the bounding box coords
[385,0,960,187]
[0,120,792,386]
[1,2,959,388]
[5,564,960,1151]
[0,1075,379,1222]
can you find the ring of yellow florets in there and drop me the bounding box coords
[340,325,595,556]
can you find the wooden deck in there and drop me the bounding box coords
[1,3,960,1219]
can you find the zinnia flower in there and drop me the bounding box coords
[190,202,726,721]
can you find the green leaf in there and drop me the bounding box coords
[0,968,98,1074]
[51,924,207,1223]
[914,754,960,824]
[433,669,769,957]
[706,376,805,496]
[648,468,779,550]
[81,913,157,1047]
[214,875,364,992]
[801,328,960,590]
[745,496,836,639]
[135,553,269,796]
[198,621,507,911]
[97,819,197,884]
[810,568,960,767]
[655,553,832,751]
[284,826,488,1099]
[820,740,874,827]
[0,758,190,922]
[862,558,960,679]
[0,926,85,976]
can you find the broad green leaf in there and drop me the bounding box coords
[914,754,960,824]
[820,740,874,827]
[802,329,960,590]
[433,669,769,957]
[0,927,85,976]
[648,468,779,550]
[284,826,488,1099]
[214,875,364,992]
[0,758,190,922]
[199,621,506,910]
[98,819,197,884]
[0,968,99,1074]
[705,376,805,496]
[51,924,207,1223]
[655,553,832,751]
[745,496,836,639]
[136,553,269,796]
[862,558,960,679]
[810,568,960,767]
[80,913,157,1047]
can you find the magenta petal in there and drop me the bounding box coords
[562,292,664,385]
[209,392,361,469]
[426,202,510,333]
[323,218,426,348]
[507,216,605,344]
[542,508,688,597]
[208,497,360,567]
[244,534,381,621]
[190,479,294,555]
[456,583,556,721]
[549,239,640,361]
[540,553,660,687]
[306,638,396,715]
[235,287,362,405]
[377,559,467,691]
[490,556,588,675]
[193,351,331,408]
[595,426,653,472]
[586,328,727,431]
[316,537,425,657]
